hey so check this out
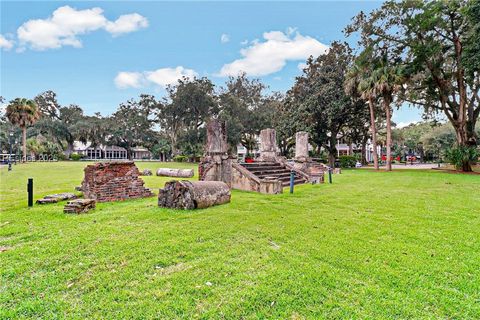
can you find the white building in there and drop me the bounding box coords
[72,141,152,160]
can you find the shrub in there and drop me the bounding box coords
[446,145,478,170]
[339,155,356,168]
[173,155,188,162]
[70,153,82,161]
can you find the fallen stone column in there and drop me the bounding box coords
[156,168,194,178]
[158,180,230,209]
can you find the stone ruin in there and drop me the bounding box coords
[64,199,96,214]
[158,180,230,210]
[81,161,154,202]
[292,131,325,184]
[199,120,234,186]
[258,128,279,162]
[199,121,311,194]
[36,192,78,204]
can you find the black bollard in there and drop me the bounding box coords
[328,168,332,184]
[289,170,295,193]
[27,178,33,207]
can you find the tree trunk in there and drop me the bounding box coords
[368,97,379,170]
[327,135,338,168]
[384,98,392,172]
[158,180,230,209]
[454,123,473,172]
[361,139,368,165]
[22,126,27,162]
[64,141,74,158]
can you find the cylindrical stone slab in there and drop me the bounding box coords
[156,168,194,178]
[295,131,309,161]
[158,180,231,209]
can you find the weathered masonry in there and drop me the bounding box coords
[199,120,322,194]
[81,161,154,202]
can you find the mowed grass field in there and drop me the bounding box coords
[1,162,480,319]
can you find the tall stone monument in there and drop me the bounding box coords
[295,131,309,162]
[198,120,233,186]
[293,131,324,184]
[258,128,278,162]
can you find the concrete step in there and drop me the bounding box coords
[241,163,283,170]
[240,162,307,187]
[248,166,289,172]
[251,170,292,176]
[256,172,294,179]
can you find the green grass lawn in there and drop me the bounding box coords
[1,162,480,319]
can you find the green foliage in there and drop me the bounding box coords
[446,145,479,170]
[70,153,83,161]
[26,136,63,158]
[108,94,158,159]
[5,98,40,129]
[346,0,480,166]
[173,155,188,162]
[338,155,357,168]
[285,42,368,166]
[218,73,274,153]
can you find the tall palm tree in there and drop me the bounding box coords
[370,63,405,171]
[345,62,380,170]
[6,98,41,161]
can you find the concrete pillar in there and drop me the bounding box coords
[259,128,278,162]
[295,131,309,162]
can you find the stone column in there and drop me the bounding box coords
[259,128,278,162]
[199,120,233,186]
[206,120,228,154]
[295,131,309,162]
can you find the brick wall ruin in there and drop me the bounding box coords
[81,161,154,202]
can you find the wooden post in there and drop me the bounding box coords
[27,178,33,207]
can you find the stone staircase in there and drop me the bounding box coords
[241,162,307,187]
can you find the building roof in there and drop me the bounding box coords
[73,141,127,152]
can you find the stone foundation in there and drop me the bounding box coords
[81,161,154,202]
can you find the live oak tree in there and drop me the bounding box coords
[285,42,365,167]
[33,91,84,156]
[347,0,480,171]
[108,95,158,160]
[161,77,218,158]
[218,73,273,155]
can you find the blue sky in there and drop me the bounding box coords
[1,1,423,126]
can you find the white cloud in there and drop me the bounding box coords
[395,121,419,128]
[115,66,198,89]
[220,33,230,44]
[0,34,14,50]
[297,62,307,71]
[219,29,328,77]
[105,13,149,37]
[114,72,144,89]
[240,39,248,45]
[17,6,148,50]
